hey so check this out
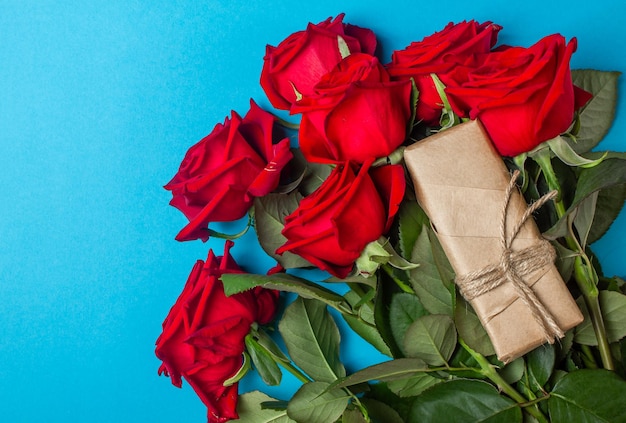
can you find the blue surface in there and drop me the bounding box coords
[1,1,624,421]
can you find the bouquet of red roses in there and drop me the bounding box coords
[156,14,626,423]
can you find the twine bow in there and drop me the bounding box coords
[455,170,564,342]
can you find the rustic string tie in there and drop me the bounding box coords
[455,170,564,343]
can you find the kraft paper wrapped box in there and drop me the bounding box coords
[403,119,583,363]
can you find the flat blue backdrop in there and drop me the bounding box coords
[1,1,624,421]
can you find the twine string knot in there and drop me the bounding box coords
[456,170,564,342]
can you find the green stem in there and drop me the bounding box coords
[580,344,599,369]
[522,396,551,408]
[349,394,371,422]
[208,213,252,240]
[583,291,614,369]
[381,264,415,294]
[534,153,615,371]
[460,340,549,423]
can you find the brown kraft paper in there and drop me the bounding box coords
[403,119,583,363]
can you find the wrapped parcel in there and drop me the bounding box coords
[403,119,583,362]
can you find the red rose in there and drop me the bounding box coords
[276,160,405,278]
[165,100,292,241]
[155,241,279,423]
[261,13,377,110]
[293,53,413,164]
[387,20,501,125]
[445,34,593,156]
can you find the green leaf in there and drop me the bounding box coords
[556,329,575,364]
[573,190,598,248]
[587,183,626,244]
[570,70,620,153]
[527,344,556,389]
[605,275,626,292]
[430,229,456,288]
[355,239,391,277]
[355,237,418,278]
[547,136,606,168]
[342,407,368,423]
[245,335,282,386]
[402,314,457,366]
[573,159,626,207]
[408,228,455,315]
[546,158,626,238]
[498,358,525,385]
[287,381,350,423]
[221,272,348,312]
[332,358,430,389]
[274,148,308,194]
[389,292,427,357]
[254,327,291,364]
[373,274,405,358]
[360,398,405,423]
[324,274,377,288]
[586,151,626,161]
[382,241,420,271]
[548,369,626,422]
[386,372,442,398]
[575,290,626,345]
[408,379,523,423]
[620,337,626,371]
[236,391,296,423]
[454,296,495,357]
[397,196,428,259]
[279,298,346,383]
[343,289,392,357]
[367,384,414,421]
[254,193,311,269]
[512,153,529,191]
[298,160,333,196]
[406,78,420,138]
[281,148,331,196]
[552,242,576,283]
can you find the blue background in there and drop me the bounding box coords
[1,1,624,421]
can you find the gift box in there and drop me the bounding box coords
[403,119,583,363]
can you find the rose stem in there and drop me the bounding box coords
[533,153,615,370]
[460,339,549,423]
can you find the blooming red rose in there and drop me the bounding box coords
[276,160,405,278]
[165,100,292,241]
[387,20,501,125]
[445,34,593,156]
[156,241,279,423]
[292,53,413,164]
[261,13,377,110]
